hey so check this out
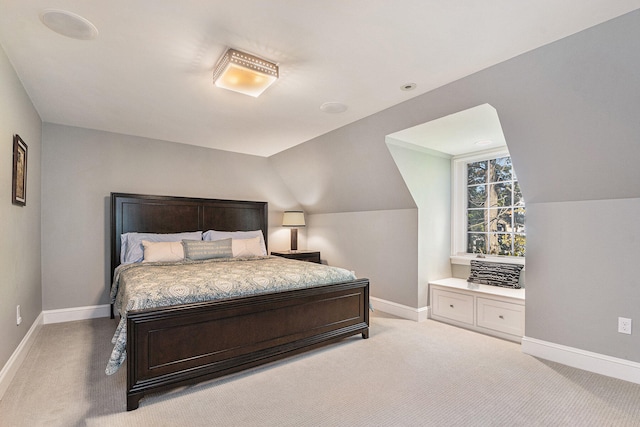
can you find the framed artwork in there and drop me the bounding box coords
[12,134,27,206]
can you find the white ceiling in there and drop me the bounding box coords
[1,1,639,157]
[388,103,506,157]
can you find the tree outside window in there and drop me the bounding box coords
[466,156,525,256]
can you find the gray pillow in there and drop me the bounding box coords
[468,260,523,289]
[203,230,267,256]
[182,238,232,261]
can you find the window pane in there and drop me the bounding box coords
[514,182,525,206]
[467,233,487,254]
[489,182,512,207]
[514,234,526,257]
[489,208,513,232]
[497,234,513,255]
[490,157,512,182]
[468,185,486,208]
[514,207,525,232]
[467,209,486,232]
[489,233,513,256]
[467,161,487,185]
[487,233,499,255]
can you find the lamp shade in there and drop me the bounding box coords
[282,211,305,227]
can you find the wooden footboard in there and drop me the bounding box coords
[126,278,369,410]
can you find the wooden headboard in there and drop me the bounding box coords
[110,192,268,275]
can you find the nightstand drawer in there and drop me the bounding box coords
[292,252,321,263]
[271,251,321,264]
[432,289,474,325]
[476,297,524,336]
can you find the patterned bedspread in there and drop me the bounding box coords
[106,256,357,375]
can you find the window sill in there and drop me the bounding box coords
[450,254,525,267]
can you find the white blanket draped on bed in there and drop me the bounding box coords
[106,256,357,375]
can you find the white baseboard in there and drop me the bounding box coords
[370,297,429,322]
[0,312,43,401]
[522,336,640,385]
[43,304,110,324]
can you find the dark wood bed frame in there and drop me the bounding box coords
[110,193,370,410]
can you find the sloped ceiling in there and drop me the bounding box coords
[270,10,640,214]
[0,1,639,157]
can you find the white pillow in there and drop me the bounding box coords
[203,230,267,256]
[141,240,185,262]
[121,231,202,264]
[231,236,263,258]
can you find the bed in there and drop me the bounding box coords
[109,193,370,411]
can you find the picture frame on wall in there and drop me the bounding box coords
[12,134,27,206]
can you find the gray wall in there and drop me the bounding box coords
[41,124,300,310]
[271,10,640,361]
[0,45,42,369]
[268,105,423,308]
[526,199,639,359]
[268,105,417,214]
[308,209,419,307]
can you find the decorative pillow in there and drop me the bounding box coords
[182,239,232,261]
[121,231,202,264]
[231,236,263,258]
[141,241,185,263]
[203,230,267,256]
[468,260,523,289]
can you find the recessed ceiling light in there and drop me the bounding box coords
[40,9,98,40]
[401,83,416,91]
[320,102,348,114]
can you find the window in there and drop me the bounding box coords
[452,150,526,258]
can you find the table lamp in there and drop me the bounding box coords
[282,211,305,251]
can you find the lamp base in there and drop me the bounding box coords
[290,228,298,251]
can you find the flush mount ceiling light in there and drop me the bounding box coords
[212,48,279,97]
[40,9,98,40]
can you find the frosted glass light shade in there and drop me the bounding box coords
[213,49,278,97]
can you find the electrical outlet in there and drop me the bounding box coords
[618,317,632,335]
[16,305,22,326]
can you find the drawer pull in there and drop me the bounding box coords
[499,315,504,319]
[450,304,454,308]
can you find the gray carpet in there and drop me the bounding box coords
[2,312,640,426]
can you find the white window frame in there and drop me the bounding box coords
[450,147,525,266]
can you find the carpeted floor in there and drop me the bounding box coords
[1,312,640,426]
